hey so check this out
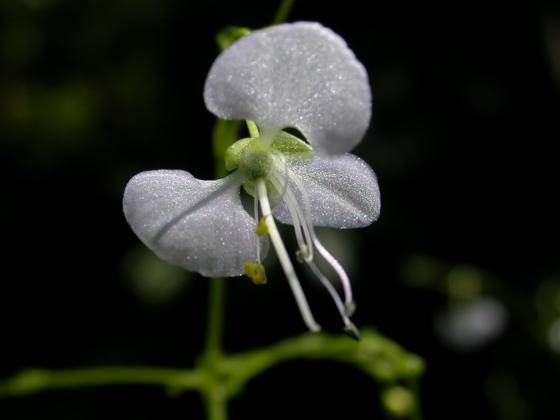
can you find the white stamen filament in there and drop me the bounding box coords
[271,164,355,322]
[272,154,290,202]
[269,172,313,262]
[253,196,261,263]
[308,260,355,329]
[313,238,355,315]
[256,178,321,332]
[287,187,355,317]
[284,187,315,262]
[289,172,355,314]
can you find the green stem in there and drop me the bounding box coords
[205,124,229,417]
[204,277,226,362]
[218,329,425,395]
[272,0,295,25]
[409,377,424,420]
[0,328,424,420]
[204,104,238,419]
[0,367,202,397]
[246,120,259,138]
[204,391,228,420]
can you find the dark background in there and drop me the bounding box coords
[1,0,559,419]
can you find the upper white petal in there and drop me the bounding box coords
[273,154,380,228]
[204,22,371,156]
[123,170,265,277]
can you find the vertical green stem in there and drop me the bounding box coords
[272,0,295,24]
[204,391,228,420]
[409,377,424,420]
[202,3,296,419]
[204,277,226,362]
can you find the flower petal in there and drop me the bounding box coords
[123,170,266,277]
[204,22,371,156]
[273,154,380,228]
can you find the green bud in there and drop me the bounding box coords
[381,386,416,418]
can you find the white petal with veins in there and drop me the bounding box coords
[273,154,380,228]
[204,22,371,156]
[123,170,266,277]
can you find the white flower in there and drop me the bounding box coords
[123,22,380,336]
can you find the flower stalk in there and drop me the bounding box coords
[204,277,226,363]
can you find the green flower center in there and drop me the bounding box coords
[239,148,274,180]
[225,129,314,179]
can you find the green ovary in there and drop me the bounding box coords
[239,149,274,180]
[224,130,315,199]
[224,130,313,174]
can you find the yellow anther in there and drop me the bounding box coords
[244,261,267,285]
[296,245,311,263]
[256,216,268,236]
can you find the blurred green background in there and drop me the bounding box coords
[1,0,559,419]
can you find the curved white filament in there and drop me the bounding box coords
[269,171,314,262]
[308,260,356,330]
[313,237,355,315]
[256,179,321,332]
[288,171,355,314]
[253,196,261,263]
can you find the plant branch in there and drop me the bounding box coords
[0,367,202,398]
[0,329,423,399]
[219,328,424,396]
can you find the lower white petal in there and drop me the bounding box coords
[123,170,266,277]
[273,154,381,228]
